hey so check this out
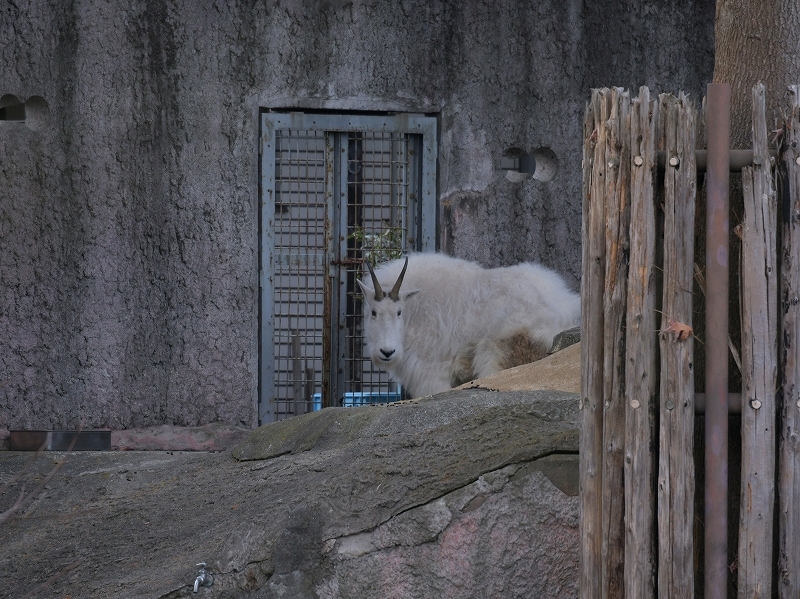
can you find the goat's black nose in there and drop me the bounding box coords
[380,348,395,359]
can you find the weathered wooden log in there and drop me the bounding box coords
[779,85,800,599]
[600,87,631,599]
[624,86,659,599]
[657,92,697,599]
[738,82,777,599]
[580,88,609,599]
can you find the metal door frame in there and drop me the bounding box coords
[259,112,437,424]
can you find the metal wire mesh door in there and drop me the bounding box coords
[260,113,436,423]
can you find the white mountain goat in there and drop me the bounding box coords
[357,253,581,398]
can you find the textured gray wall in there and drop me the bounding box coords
[0,0,714,429]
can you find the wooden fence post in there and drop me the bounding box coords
[657,92,697,599]
[581,88,610,599]
[779,85,800,599]
[739,82,777,598]
[624,87,659,599]
[582,83,798,599]
[600,87,631,599]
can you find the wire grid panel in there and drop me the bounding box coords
[271,129,327,420]
[338,132,413,402]
[260,113,437,423]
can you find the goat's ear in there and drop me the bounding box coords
[356,278,375,301]
[402,289,421,301]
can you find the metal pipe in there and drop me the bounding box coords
[694,392,741,415]
[657,149,776,172]
[704,83,731,599]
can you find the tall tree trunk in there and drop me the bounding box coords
[714,0,800,147]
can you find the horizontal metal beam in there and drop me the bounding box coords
[657,150,776,172]
[694,392,741,414]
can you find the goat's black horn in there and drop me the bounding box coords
[388,257,408,301]
[366,260,384,301]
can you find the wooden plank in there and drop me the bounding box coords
[739,82,777,599]
[624,86,659,599]
[580,88,609,599]
[779,85,800,599]
[657,93,697,599]
[599,87,630,599]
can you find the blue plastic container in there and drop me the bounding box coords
[312,391,401,411]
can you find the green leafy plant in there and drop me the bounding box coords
[349,223,404,266]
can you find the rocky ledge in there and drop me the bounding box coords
[0,388,579,598]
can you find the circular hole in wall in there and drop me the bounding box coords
[501,146,559,183]
[0,94,50,130]
[24,96,50,131]
[501,147,527,183]
[0,94,25,122]
[502,147,525,158]
[530,147,559,182]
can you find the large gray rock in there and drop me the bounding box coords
[0,389,579,598]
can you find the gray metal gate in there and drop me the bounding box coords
[259,113,437,423]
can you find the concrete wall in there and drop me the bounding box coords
[0,0,714,429]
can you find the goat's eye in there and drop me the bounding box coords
[397,309,402,316]
[371,310,377,317]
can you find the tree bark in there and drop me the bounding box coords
[714,0,800,147]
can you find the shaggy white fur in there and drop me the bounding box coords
[357,253,581,397]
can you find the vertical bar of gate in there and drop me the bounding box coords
[406,134,419,249]
[418,121,438,253]
[704,82,731,599]
[334,132,351,404]
[391,136,402,246]
[323,131,337,409]
[292,331,304,416]
[259,114,278,425]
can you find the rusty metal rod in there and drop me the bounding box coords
[694,392,740,415]
[704,82,731,599]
